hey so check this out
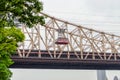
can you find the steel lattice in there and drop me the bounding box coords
[17,12,120,60]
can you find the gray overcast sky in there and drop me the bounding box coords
[11,0,120,80]
[43,0,120,34]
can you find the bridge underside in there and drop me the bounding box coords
[10,57,120,70]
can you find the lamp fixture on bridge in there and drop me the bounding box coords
[55,28,69,45]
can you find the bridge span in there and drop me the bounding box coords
[10,50,120,70]
[10,12,120,70]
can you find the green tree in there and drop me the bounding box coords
[0,0,45,80]
[0,27,25,80]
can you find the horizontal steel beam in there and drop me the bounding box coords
[10,57,120,70]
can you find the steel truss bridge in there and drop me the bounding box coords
[10,12,120,70]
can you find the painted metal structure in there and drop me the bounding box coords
[16,12,120,61]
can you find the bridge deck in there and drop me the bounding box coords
[10,50,120,70]
[10,57,120,70]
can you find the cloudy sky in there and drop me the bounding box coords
[11,0,120,80]
[43,0,120,34]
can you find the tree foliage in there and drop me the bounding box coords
[0,27,25,80]
[0,0,45,27]
[0,0,45,80]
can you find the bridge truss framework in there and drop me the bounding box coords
[15,12,120,61]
